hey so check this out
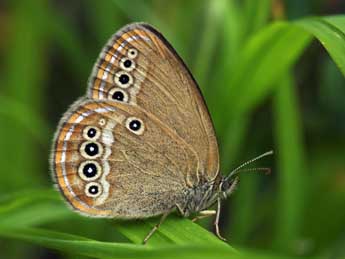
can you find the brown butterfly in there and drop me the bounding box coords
[51,23,272,243]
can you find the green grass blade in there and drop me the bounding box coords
[273,74,307,252]
[296,16,345,76]
[192,0,227,88]
[0,190,74,228]
[243,0,272,37]
[217,15,345,128]
[218,15,345,248]
[116,215,230,246]
[0,227,309,259]
[218,15,345,157]
[0,190,233,248]
[226,21,312,117]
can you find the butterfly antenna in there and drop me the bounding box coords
[225,150,274,181]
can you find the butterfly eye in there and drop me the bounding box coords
[85,182,102,198]
[127,48,138,59]
[83,126,100,140]
[80,141,103,159]
[126,117,145,135]
[78,161,102,181]
[114,71,133,88]
[108,88,129,102]
[120,58,135,72]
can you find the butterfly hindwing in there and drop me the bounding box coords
[88,23,220,182]
[52,99,198,218]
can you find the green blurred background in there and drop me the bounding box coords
[0,0,345,258]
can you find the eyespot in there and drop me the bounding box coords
[80,141,103,159]
[120,57,135,72]
[108,88,129,102]
[127,48,138,59]
[98,118,106,126]
[125,117,145,135]
[85,182,102,198]
[83,126,100,140]
[114,71,133,88]
[78,161,102,181]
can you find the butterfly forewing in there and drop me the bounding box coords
[87,23,220,182]
[52,99,199,218]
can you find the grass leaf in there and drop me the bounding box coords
[296,16,345,76]
[0,227,304,259]
[273,74,307,252]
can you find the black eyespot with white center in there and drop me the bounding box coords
[83,126,100,140]
[84,163,97,177]
[120,57,135,71]
[89,185,98,194]
[113,91,124,101]
[126,117,145,135]
[85,143,98,156]
[80,141,103,159]
[114,71,133,88]
[127,48,138,59]
[87,128,96,138]
[129,120,141,131]
[124,59,132,67]
[78,161,101,181]
[119,74,129,84]
[85,182,102,198]
[108,88,129,102]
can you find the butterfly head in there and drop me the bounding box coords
[218,150,274,200]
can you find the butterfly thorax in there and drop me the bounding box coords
[178,176,221,217]
[177,175,239,217]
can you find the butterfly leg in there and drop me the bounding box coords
[214,198,226,241]
[143,212,169,244]
[192,210,216,222]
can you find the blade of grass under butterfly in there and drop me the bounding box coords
[0,189,232,248]
[0,191,239,258]
[116,215,231,247]
[0,227,309,259]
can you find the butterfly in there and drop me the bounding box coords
[51,23,272,243]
